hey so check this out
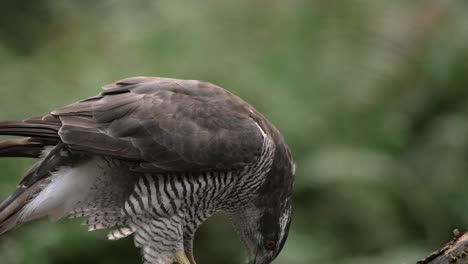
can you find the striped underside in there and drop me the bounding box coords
[68,135,274,264]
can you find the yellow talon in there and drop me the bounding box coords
[174,251,191,264]
[189,255,197,264]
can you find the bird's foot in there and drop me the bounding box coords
[189,255,197,264]
[174,251,192,264]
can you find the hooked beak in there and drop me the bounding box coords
[249,251,259,264]
[248,250,276,264]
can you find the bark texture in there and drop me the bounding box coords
[418,230,468,264]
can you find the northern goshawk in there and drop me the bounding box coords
[0,77,295,264]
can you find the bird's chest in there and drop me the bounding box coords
[119,153,274,260]
[123,136,274,222]
[126,171,238,218]
[124,166,270,225]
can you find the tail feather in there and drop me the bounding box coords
[0,142,70,238]
[0,161,42,216]
[0,120,60,140]
[0,117,137,240]
[0,116,69,237]
[0,137,50,158]
[0,116,60,157]
[0,177,47,237]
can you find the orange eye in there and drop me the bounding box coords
[264,240,277,250]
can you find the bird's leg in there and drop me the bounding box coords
[183,238,197,264]
[174,251,191,264]
[188,255,197,264]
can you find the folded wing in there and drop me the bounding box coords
[53,77,264,171]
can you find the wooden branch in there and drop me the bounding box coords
[417,230,468,264]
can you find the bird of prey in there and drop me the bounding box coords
[0,77,295,264]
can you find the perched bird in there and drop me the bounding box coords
[0,77,295,264]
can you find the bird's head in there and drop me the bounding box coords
[228,135,295,264]
[242,198,293,264]
[227,196,292,264]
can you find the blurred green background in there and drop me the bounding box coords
[0,1,468,263]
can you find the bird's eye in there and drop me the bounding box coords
[264,239,277,250]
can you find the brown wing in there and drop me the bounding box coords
[52,77,264,171]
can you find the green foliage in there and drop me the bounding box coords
[0,1,468,263]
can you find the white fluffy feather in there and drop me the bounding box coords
[20,158,104,221]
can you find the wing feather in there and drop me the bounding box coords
[52,77,263,171]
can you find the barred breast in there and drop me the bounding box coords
[119,134,274,263]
